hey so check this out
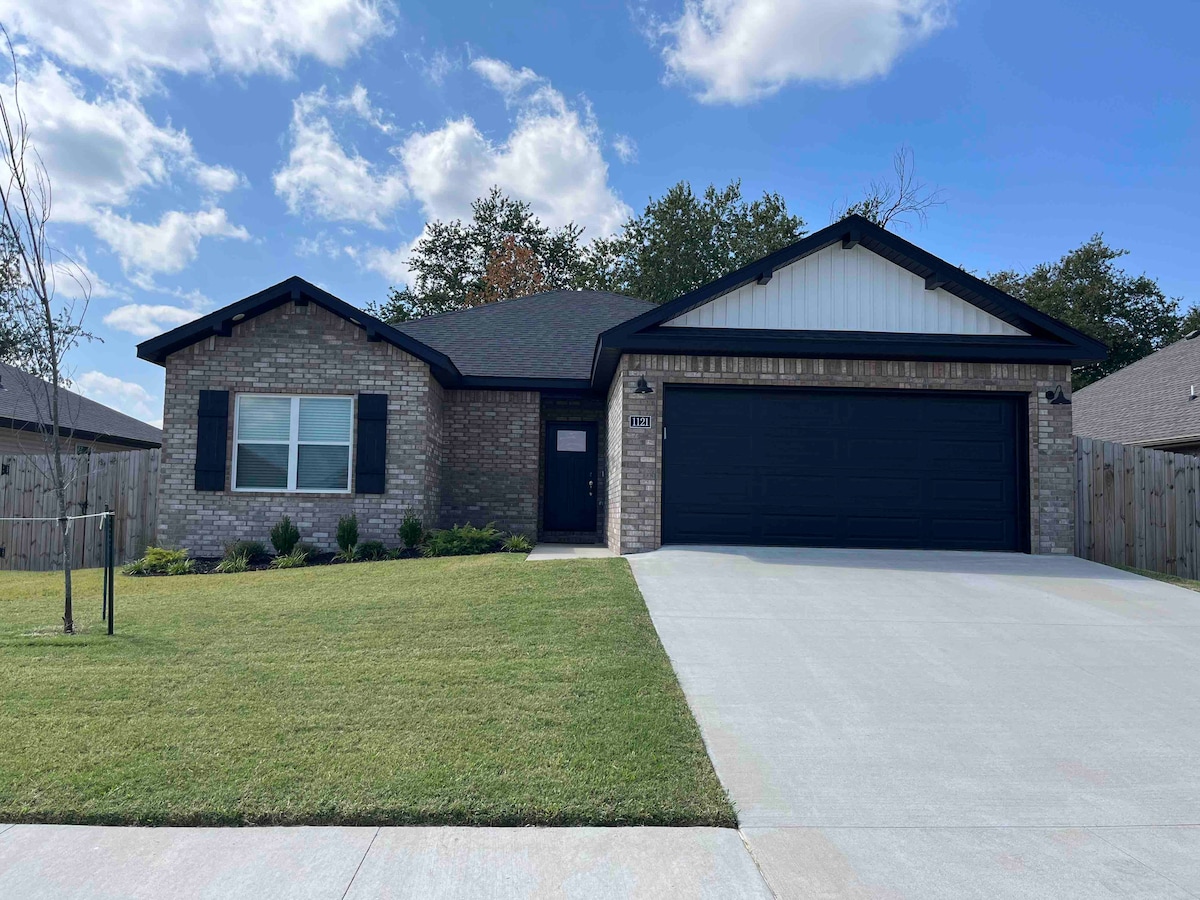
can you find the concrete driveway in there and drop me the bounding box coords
[628,547,1200,899]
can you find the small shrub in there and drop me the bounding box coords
[214,552,250,574]
[270,516,300,556]
[271,548,309,569]
[399,511,424,550]
[501,533,533,554]
[223,540,268,562]
[421,523,502,558]
[357,540,389,561]
[122,546,192,576]
[336,514,359,557]
[121,557,151,576]
[297,543,319,559]
[165,558,195,576]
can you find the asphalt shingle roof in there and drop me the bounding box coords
[1073,335,1200,446]
[0,361,163,447]
[398,290,654,380]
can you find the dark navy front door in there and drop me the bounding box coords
[544,422,598,532]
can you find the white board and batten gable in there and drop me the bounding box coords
[664,243,1028,337]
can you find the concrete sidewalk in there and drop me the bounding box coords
[0,824,773,899]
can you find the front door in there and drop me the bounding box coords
[544,422,598,532]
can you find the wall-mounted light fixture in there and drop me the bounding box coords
[1045,385,1070,405]
[633,376,654,394]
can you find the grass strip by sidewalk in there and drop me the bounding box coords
[0,555,734,827]
[1114,564,1200,593]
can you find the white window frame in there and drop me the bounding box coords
[232,393,355,493]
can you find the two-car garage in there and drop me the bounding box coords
[661,385,1028,552]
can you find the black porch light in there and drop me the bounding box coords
[633,376,654,394]
[1045,385,1070,405]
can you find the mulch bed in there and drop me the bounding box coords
[135,548,426,576]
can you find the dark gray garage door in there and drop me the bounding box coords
[662,386,1027,551]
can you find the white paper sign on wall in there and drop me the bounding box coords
[629,416,652,429]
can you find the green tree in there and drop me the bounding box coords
[581,180,806,305]
[0,224,26,362]
[988,236,1185,390]
[370,188,586,323]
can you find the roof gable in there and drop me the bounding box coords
[592,215,1107,385]
[664,242,1028,336]
[137,276,462,384]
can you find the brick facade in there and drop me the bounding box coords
[605,354,1075,556]
[158,302,440,555]
[158,305,1076,559]
[438,389,539,535]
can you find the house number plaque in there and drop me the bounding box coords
[629,416,652,428]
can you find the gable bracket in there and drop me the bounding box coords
[841,229,861,249]
[755,270,773,286]
[925,273,949,291]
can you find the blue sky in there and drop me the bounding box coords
[1,0,1196,425]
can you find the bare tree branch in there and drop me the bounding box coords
[0,26,94,633]
[832,145,945,231]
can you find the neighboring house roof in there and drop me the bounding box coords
[399,291,654,382]
[1073,334,1200,447]
[136,216,1107,393]
[0,361,163,449]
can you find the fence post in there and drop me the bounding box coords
[101,506,108,622]
[106,508,115,636]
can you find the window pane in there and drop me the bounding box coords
[237,396,291,441]
[299,397,352,442]
[236,444,289,489]
[557,430,587,452]
[297,444,349,490]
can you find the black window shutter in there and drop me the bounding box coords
[195,390,229,491]
[355,393,387,494]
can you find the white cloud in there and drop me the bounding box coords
[612,134,638,164]
[74,371,161,426]
[287,59,631,285]
[1,59,248,277]
[102,303,204,337]
[5,60,241,223]
[349,243,414,283]
[659,0,952,104]
[273,85,408,228]
[92,208,251,276]
[0,0,394,83]
[400,59,629,237]
[469,57,542,103]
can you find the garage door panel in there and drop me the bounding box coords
[662,386,1026,552]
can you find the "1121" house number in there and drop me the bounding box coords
[629,416,652,428]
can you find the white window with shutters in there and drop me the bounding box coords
[232,394,354,493]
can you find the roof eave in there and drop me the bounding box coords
[1,417,162,449]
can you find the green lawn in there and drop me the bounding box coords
[0,556,734,827]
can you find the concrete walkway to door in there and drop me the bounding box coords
[628,547,1200,899]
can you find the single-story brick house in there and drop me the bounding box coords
[137,215,1105,556]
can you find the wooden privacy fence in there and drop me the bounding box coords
[0,449,159,571]
[1076,437,1200,579]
